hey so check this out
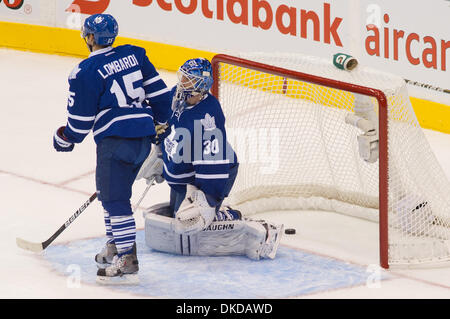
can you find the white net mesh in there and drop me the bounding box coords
[215,52,450,267]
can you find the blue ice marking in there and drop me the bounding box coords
[44,231,389,298]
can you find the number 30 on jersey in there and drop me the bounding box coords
[204,139,220,155]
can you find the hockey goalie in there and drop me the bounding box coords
[136,58,284,260]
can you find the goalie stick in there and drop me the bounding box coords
[133,176,156,210]
[16,192,98,253]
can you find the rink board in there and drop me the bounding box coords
[43,231,390,298]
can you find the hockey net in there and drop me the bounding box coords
[211,52,450,268]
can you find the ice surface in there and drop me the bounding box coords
[1,49,449,299]
[45,231,385,298]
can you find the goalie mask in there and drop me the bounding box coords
[172,58,214,113]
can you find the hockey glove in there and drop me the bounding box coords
[173,185,216,235]
[151,122,171,145]
[136,144,164,184]
[53,126,74,152]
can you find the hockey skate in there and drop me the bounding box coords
[95,242,118,269]
[259,223,284,259]
[96,244,139,285]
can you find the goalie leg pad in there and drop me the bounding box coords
[144,212,282,259]
[193,220,247,257]
[144,213,180,255]
[142,201,173,218]
[244,220,284,260]
[144,211,247,256]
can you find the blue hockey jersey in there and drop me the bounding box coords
[62,45,171,144]
[162,88,238,206]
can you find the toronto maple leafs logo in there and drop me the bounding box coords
[187,60,199,67]
[164,125,178,161]
[172,100,186,119]
[69,64,81,80]
[201,113,216,131]
[94,16,104,24]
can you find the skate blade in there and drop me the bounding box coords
[267,224,284,259]
[96,273,139,286]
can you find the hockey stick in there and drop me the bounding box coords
[16,192,98,253]
[132,140,163,210]
[404,79,450,95]
[17,138,162,253]
[134,176,156,210]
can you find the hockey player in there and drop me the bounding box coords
[137,58,283,260]
[139,58,239,231]
[53,14,172,284]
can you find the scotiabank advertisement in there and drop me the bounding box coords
[1,0,449,104]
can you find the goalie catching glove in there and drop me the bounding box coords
[136,144,164,184]
[174,184,216,235]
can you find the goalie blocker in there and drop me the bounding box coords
[143,203,284,260]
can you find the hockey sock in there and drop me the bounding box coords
[110,215,136,256]
[103,210,114,244]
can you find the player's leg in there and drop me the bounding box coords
[211,162,239,214]
[222,162,239,200]
[169,185,187,215]
[95,136,151,284]
[95,209,118,268]
[213,162,240,220]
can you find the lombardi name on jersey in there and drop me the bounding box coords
[97,54,139,79]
